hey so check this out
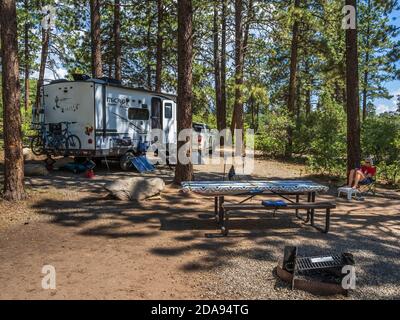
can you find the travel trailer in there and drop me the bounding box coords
[33,75,177,169]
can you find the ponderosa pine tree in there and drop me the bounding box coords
[35,0,50,111]
[231,0,244,135]
[220,0,227,134]
[1,0,26,201]
[155,0,164,92]
[345,0,361,172]
[90,0,102,78]
[113,0,122,81]
[174,0,194,184]
[214,0,223,132]
[286,0,301,158]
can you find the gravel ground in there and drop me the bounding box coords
[0,156,399,299]
[192,161,400,300]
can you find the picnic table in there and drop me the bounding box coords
[181,180,332,235]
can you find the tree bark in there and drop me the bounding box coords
[0,0,26,201]
[231,0,244,136]
[146,0,152,89]
[113,0,122,81]
[361,0,371,122]
[214,0,223,132]
[345,0,361,173]
[362,62,369,121]
[24,0,29,111]
[286,0,301,158]
[174,0,194,184]
[155,0,164,92]
[220,0,227,136]
[34,20,49,112]
[90,0,102,78]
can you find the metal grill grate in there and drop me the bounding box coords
[295,255,343,271]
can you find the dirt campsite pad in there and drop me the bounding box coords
[0,158,399,300]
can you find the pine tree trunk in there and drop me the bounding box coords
[24,14,29,111]
[286,0,301,158]
[174,0,194,184]
[243,0,253,59]
[220,0,227,134]
[35,0,50,111]
[214,0,223,132]
[0,0,26,201]
[90,0,102,78]
[362,0,372,122]
[35,24,49,111]
[345,0,361,173]
[296,73,301,128]
[362,67,369,121]
[221,0,227,129]
[114,0,122,81]
[155,0,164,92]
[146,0,152,89]
[231,0,244,136]
[304,50,311,117]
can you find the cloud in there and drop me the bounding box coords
[376,103,397,114]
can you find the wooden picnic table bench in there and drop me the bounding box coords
[222,201,336,235]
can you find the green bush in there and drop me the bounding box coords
[375,161,400,186]
[306,95,347,176]
[254,111,290,157]
[361,114,400,164]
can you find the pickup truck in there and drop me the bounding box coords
[192,122,213,155]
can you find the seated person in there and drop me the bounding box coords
[347,158,376,189]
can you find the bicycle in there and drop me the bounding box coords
[30,121,81,155]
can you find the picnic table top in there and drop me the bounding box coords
[181,180,329,196]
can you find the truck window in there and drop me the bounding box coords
[164,103,173,119]
[193,123,204,133]
[128,108,149,120]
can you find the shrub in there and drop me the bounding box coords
[254,111,290,157]
[306,94,347,176]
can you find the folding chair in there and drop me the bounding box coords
[358,178,376,196]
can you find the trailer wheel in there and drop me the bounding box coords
[120,152,135,171]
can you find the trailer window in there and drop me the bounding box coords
[164,103,173,119]
[128,108,149,120]
[151,98,162,129]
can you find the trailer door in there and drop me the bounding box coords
[163,100,175,145]
[151,97,162,130]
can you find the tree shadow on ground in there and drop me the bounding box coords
[30,183,400,297]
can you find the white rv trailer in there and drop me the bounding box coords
[35,77,177,167]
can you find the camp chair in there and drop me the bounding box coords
[358,178,376,196]
[357,167,377,196]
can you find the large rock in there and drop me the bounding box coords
[24,163,48,176]
[104,177,165,201]
[23,148,34,161]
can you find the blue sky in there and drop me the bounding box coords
[373,9,400,113]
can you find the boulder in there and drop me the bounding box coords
[104,177,165,201]
[24,163,48,176]
[23,148,33,161]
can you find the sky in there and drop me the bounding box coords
[373,9,400,114]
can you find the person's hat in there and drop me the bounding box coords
[365,157,374,165]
